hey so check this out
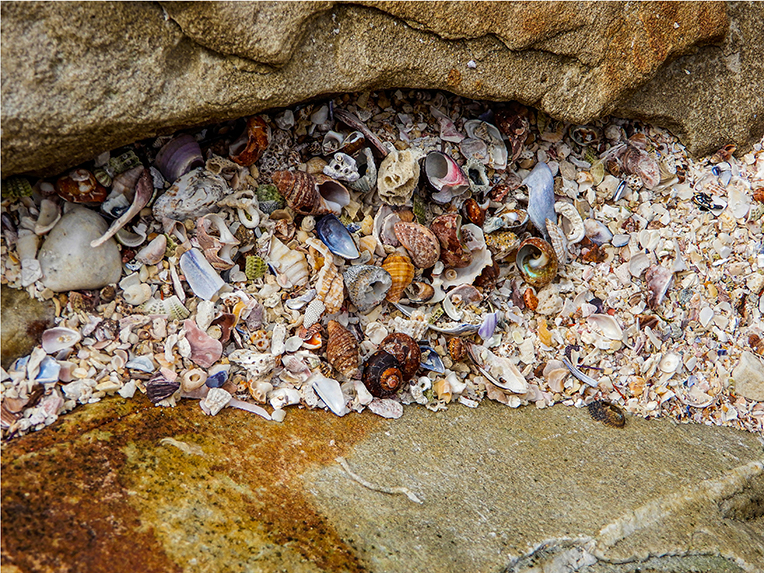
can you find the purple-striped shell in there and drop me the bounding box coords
[154,134,204,183]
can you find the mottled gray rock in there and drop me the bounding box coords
[38,207,122,292]
[732,351,764,401]
[0,284,55,369]
[3,1,755,179]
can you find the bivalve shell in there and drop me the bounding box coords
[393,222,441,269]
[41,327,81,354]
[382,254,415,303]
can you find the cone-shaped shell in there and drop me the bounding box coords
[362,350,404,398]
[430,213,472,269]
[381,254,414,303]
[516,237,558,288]
[343,265,392,313]
[379,333,421,382]
[326,320,359,379]
[272,170,320,215]
[393,222,440,269]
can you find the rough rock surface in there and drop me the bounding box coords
[38,207,123,292]
[0,285,55,369]
[4,1,759,179]
[2,398,762,572]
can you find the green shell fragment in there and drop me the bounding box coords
[164,234,178,258]
[93,167,112,188]
[2,176,33,199]
[583,146,599,166]
[412,194,427,225]
[256,184,285,214]
[245,255,267,281]
[428,307,444,324]
[108,150,142,175]
[339,214,353,227]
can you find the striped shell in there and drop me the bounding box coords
[545,220,568,265]
[269,237,310,288]
[326,320,360,379]
[381,254,414,303]
[146,371,181,404]
[393,222,441,269]
[315,259,345,314]
[272,170,350,216]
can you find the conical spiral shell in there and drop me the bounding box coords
[315,260,345,314]
[393,222,440,268]
[381,254,414,303]
[326,320,359,379]
[272,170,320,214]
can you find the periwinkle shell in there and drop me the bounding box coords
[516,237,558,288]
[379,333,421,382]
[362,350,404,398]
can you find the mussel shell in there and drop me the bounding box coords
[146,372,180,403]
[524,162,555,240]
[418,344,445,374]
[515,237,558,288]
[379,333,421,381]
[362,350,404,398]
[316,214,360,259]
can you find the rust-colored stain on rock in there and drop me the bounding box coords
[1,397,382,572]
[446,68,462,88]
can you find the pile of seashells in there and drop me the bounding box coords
[2,88,764,439]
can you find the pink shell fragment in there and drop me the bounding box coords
[183,319,223,368]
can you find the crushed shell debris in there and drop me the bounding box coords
[2,88,764,440]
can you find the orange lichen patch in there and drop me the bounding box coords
[446,68,461,88]
[2,396,382,572]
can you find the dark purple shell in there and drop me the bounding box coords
[362,350,404,398]
[146,372,180,403]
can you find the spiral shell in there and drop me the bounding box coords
[393,222,441,269]
[229,116,271,166]
[362,350,404,398]
[245,255,266,280]
[269,237,310,288]
[315,259,345,314]
[382,254,415,303]
[379,333,421,382]
[405,281,435,303]
[272,170,350,215]
[327,320,359,379]
[587,400,626,428]
[430,213,472,269]
[516,237,558,288]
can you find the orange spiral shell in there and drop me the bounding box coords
[381,254,414,303]
[326,320,359,379]
[272,170,319,214]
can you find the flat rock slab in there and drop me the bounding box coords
[2,398,763,573]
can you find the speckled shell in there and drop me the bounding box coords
[430,213,472,269]
[448,338,467,362]
[494,103,530,164]
[230,116,271,166]
[485,230,520,261]
[326,320,359,379]
[393,222,441,269]
[56,169,107,203]
[381,254,414,303]
[272,170,319,214]
[343,265,392,313]
[362,350,404,398]
[315,259,345,314]
[153,168,228,221]
[516,237,558,288]
[587,400,626,428]
[379,333,421,382]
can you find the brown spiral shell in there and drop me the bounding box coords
[381,254,415,303]
[362,350,404,398]
[587,400,626,428]
[494,103,530,164]
[379,333,421,382]
[272,170,320,215]
[448,338,467,362]
[430,213,472,269]
[230,116,271,166]
[326,320,359,379]
[393,222,441,269]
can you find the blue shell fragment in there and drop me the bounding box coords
[418,343,445,374]
[316,214,360,259]
[206,369,228,388]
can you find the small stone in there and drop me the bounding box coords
[38,207,122,292]
[732,351,764,401]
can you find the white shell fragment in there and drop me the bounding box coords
[180,248,226,300]
[311,375,348,416]
[41,327,82,354]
